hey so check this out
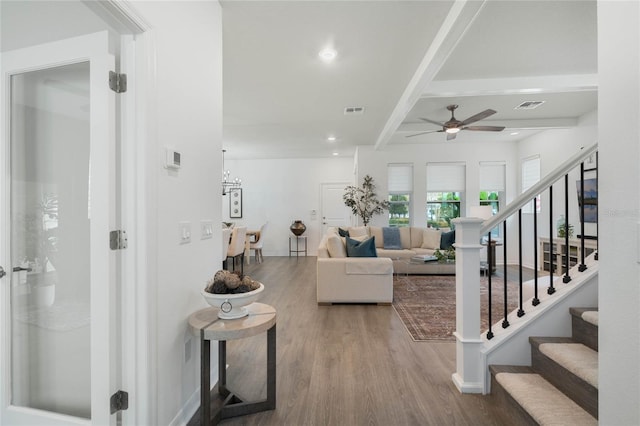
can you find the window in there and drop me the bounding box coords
[479,162,505,237]
[522,156,541,213]
[426,163,465,228]
[388,164,412,227]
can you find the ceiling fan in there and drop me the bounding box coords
[407,104,505,141]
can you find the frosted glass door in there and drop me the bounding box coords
[1,31,117,426]
[10,61,92,419]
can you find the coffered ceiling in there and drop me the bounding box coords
[222,0,597,159]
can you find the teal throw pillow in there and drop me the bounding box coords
[338,227,350,237]
[346,236,377,257]
[382,227,402,249]
[440,230,455,250]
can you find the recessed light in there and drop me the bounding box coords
[319,48,337,62]
[327,136,336,142]
[332,152,339,156]
[510,132,520,136]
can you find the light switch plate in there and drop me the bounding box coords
[179,221,191,244]
[201,220,213,240]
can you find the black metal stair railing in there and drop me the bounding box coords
[483,146,598,340]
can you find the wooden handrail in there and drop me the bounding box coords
[480,144,598,235]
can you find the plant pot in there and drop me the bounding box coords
[290,220,306,236]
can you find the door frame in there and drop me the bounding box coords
[0,1,157,424]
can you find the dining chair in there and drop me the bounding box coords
[249,222,269,263]
[221,227,232,269]
[226,226,246,274]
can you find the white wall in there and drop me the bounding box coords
[132,1,223,425]
[598,1,640,423]
[516,110,598,268]
[223,157,353,256]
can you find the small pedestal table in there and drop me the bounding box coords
[188,302,276,425]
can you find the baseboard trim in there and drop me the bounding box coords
[168,387,200,426]
[452,373,483,394]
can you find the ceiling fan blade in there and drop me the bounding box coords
[405,130,443,138]
[419,117,446,127]
[463,125,505,132]
[446,132,457,141]
[460,109,497,126]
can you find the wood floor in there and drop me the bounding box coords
[211,256,513,426]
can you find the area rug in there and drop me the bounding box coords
[393,275,520,341]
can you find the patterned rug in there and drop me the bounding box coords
[392,275,521,341]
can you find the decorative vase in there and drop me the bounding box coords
[290,220,306,236]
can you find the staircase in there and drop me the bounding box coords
[489,307,598,425]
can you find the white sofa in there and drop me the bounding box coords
[316,226,455,304]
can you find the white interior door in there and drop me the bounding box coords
[321,183,352,234]
[0,31,118,426]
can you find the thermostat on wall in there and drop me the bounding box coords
[166,148,181,170]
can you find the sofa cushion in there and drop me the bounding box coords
[382,227,402,249]
[410,227,423,248]
[376,248,416,259]
[346,236,377,257]
[421,228,442,249]
[349,226,369,238]
[399,227,412,249]
[369,226,384,248]
[326,235,347,258]
[440,230,456,250]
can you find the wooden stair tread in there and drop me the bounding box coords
[530,337,598,388]
[495,372,597,426]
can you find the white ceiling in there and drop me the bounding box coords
[222,0,597,160]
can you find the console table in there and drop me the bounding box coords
[188,303,276,425]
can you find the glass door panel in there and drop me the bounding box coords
[10,61,91,419]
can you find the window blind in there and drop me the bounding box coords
[388,163,413,192]
[522,156,540,192]
[480,162,506,191]
[426,163,465,192]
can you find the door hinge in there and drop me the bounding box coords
[110,390,129,414]
[110,230,128,250]
[109,71,127,93]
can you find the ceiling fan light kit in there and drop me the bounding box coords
[407,104,505,140]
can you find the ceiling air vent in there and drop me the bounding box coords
[515,101,545,110]
[344,106,365,115]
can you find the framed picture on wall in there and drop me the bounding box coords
[229,188,243,218]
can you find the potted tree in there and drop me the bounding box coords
[343,175,390,226]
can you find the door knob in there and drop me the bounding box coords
[0,266,5,278]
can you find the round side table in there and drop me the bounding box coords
[189,302,276,425]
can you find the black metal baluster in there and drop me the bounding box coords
[563,174,572,283]
[579,162,587,272]
[595,151,599,261]
[486,232,494,340]
[502,221,510,329]
[548,185,556,295]
[532,198,540,306]
[517,209,525,317]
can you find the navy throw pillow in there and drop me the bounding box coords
[382,227,402,249]
[338,227,350,237]
[440,230,456,250]
[346,236,377,257]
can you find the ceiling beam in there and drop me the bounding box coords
[422,74,598,98]
[397,117,578,133]
[373,0,487,151]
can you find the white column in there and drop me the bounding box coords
[451,217,484,394]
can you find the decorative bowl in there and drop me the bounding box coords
[201,283,264,319]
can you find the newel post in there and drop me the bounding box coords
[451,217,484,394]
